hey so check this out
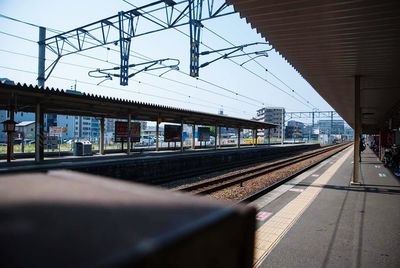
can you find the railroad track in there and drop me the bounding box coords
[178,142,352,196]
[154,145,319,185]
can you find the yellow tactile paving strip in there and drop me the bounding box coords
[253,148,353,267]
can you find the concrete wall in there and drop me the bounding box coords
[72,144,321,184]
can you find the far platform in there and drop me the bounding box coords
[250,146,400,267]
[0,143,321,184]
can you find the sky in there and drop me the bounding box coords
[0,0,335,122]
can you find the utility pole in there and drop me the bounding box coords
[38,27,46,88]
[35,27,46,162]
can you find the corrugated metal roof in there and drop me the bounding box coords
[16,121,35,127]
[228,0,400,132]
[0,82,276,130]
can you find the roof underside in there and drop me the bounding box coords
[228,0,400,133]
[0,82,275,130]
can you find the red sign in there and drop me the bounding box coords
[115,121,140,142]
[164,124,182,142]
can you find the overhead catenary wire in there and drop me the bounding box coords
[0,7,309,109]
[0,14,266,111]
[121,0,316,110]
[0,28,261,114]
[0,44,258,115]
[0,49,250,116]
[0,64,251,115]
[204,27,317,109]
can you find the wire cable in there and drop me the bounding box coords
[0,13,265,111]
[121,0,315,109]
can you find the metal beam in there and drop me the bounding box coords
[37,27,46,88]
[189,0,203,77]
[127,114,132,155]
[156,115,160,151]
[214,125,217,150]
[100,117,105,155]
[180,121,184,152]
[192,124,196,149]
[237,127,241,148]
[42,0,233,84]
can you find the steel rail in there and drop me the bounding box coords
[178,143,352,195]
[153,145,321,185]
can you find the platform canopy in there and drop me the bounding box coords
[228,0,400,133]
[0,82,276,130]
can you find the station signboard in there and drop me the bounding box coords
[45,135,59,150]
[49,126,67,135]
[115,121,141,142]
[198,127,211,142]
[164,124,182,142]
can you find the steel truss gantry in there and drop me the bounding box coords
[285,111,339,121]
[40,0,232,85]
[285,110,341,128]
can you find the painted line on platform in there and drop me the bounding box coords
[288,188,304,193]
[253,148,353,267]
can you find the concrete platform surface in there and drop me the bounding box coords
[251,146,400,268]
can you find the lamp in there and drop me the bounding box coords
[2,119,16,133]
[2,119,16,163]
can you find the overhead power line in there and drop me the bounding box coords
[0,14,266,111]
[0,50,250,116]
[122,0,317,110]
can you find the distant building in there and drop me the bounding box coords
[318,120,345,135]
[56,114,74,140]
[285,120,304,139]
[143,126,164,137]
[256,107,284,140]
[0,110,36,142]
[15,121,35,140]
[343,125,354,140]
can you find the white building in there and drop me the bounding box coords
[256,107,285,140]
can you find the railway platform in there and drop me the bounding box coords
[251,146,400,267]
[0,143,320,184]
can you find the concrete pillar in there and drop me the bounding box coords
[9,108,15,158]
[237,128,241,148]
[127,114,131,155]
[35,103,44,162]
[256,129,259,145]
[192,124,196,149]
[268,128,271,144]
[180,121,184,152]
[378,132,382,159]
[100,117,105,155]
[214,125,217,150]
[218,126,222,148]
[352,75,361,185]
[251,129,254,146]
[156,116,160,152]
